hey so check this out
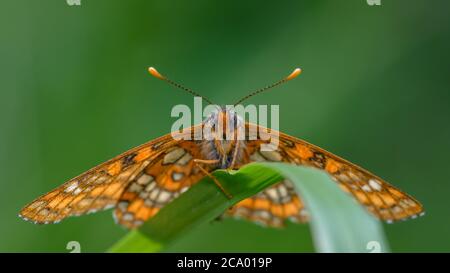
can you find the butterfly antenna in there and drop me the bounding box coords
[148,67,214,104]
[233,68,302,106]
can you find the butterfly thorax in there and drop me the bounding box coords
[201,107,246,169]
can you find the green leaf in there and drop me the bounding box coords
[108,162,389,253]
[260,163,390,253]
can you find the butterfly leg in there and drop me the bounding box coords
[228,140,240,170]
[193,159,233,199]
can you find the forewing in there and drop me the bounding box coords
[240,123,424,223]
[19,129,198,225]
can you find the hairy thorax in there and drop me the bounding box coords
[200,108,246,169]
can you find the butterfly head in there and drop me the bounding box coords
[202,106,245,163]
[205,106,244,141]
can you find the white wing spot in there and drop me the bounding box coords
[369,179,382,191]
[104,204,115,210]
[78,199,93,209]
[87,209,98,214]
[361,184,372,192]
[137,174,154,185]
[38,208,50,217]
[156,190,172,203]
[65,181,79,193]
[265,188,279,200]
[117,201,128,212]
[177,153,193,166]
[278,185,288,197]
[249,151,266,162]
[163,148,185,165]
[254,210,271,219]
[149,188,160,200]
[172,172,184,181]
[128,183,143,193]
[348,172,360,181]
[93,176,108,184]
[145,182,156,192]
[392,206,403,213]
[260,150,283,162]
[300,210,310,219]
[29,200,46,209]
[122,213,134,222]
[139,191,149,199]
[234,207,250,217]
[336,173,354,183]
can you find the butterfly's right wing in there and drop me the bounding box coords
[274,131,424,222]
[226,123,423,226]
[226,179,308,227]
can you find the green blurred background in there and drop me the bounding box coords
[1,0,450,252]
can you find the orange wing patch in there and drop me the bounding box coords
[226,180,307,227]
[114,142,208,228]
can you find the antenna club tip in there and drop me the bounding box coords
[148,67,165,80]
[286,67,302,81]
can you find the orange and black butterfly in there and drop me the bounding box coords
[19,67,424,229]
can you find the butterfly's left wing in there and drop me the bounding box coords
[226,124,423,226]
[19,126,206,226]
[113,140,209,229]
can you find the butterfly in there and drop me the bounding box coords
[19,67,424,229]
